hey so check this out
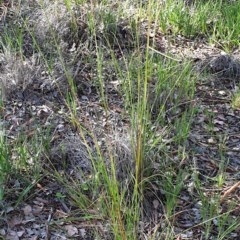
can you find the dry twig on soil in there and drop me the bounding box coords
[220,181,240,203]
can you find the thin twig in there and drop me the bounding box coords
[220,181,240,203]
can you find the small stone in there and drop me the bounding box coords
[208,138,215,144]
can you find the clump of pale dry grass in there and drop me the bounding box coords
[107,130,135,186]
[0,0,88,100]
[49,133,93,182]
[28,0,74,55]
[0,49,42,100]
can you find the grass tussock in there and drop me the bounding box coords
[0,0,240,239]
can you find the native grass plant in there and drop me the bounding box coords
[0,125,51,207]
[48,127,137,239]
[211,0,240,50]
[60,32,140,240]
[121,54,196,162]
[155,0,240,50]
[1,0,240,239]
[193,175,239,240]
[188,152,240,240]
[0,24,24,56]
[28,1,196,239]
[110,29,198,238]
[216,209,240,240]
[41,5,142,240]
[231,89,240,109]
[156,0,217,37]
[0,131,11,201]
[8,128,51,206]
[161,169,185,218]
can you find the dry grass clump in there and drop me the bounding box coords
[208,54,240,78]
[28,0,80,55]
[49,133,93,182]
[107,130,135,186]
[0,0,90,101]
[0,50,42,100]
